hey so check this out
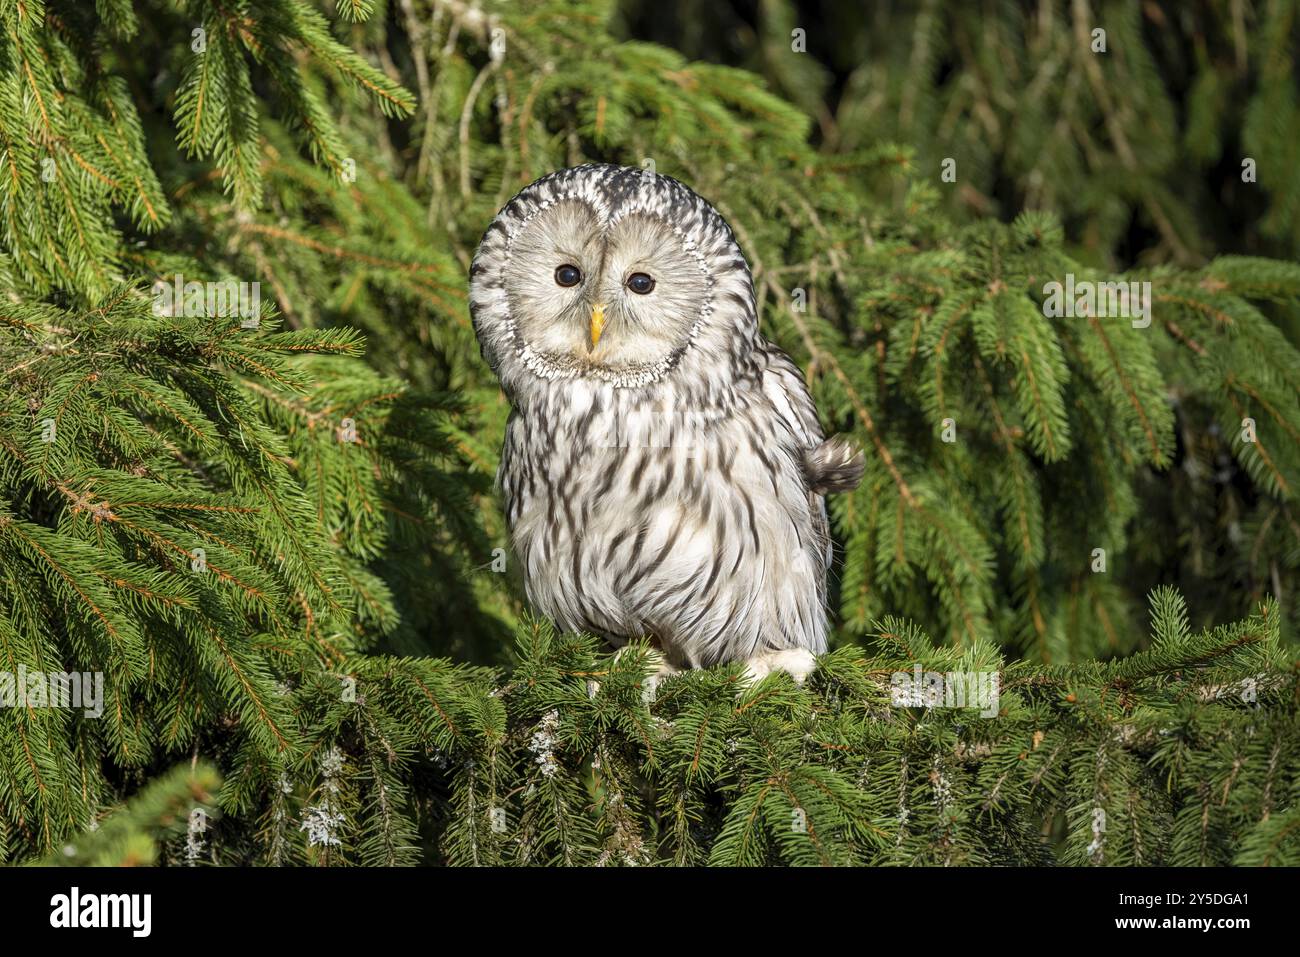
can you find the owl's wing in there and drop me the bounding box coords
[758,341,825,452]
[759,341,865,484]
[758,341,866,567]
[757,342,834,568]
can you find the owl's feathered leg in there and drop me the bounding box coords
[740,648,818,686]
[640,651,679,702]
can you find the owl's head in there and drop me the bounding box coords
[469,165,758,394]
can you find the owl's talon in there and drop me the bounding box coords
[740,648,817,687]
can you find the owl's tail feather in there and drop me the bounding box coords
[804,435,866,495]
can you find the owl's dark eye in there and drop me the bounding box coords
[554,264,582,287]
[627,272,655,295]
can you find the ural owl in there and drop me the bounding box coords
[469,165,863,683]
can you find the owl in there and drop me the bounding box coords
[469,164,863,683]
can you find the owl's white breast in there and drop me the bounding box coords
[500,375,828,667]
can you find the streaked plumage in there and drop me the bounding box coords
[469,165,862,676]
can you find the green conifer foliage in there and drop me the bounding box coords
[39,762,219,867]
[0,1,1295,865]
[647,0,1300,272]
[426,590,1295,866]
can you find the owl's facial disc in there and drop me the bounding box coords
[503,201,710,383]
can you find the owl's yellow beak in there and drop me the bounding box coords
[589,303,606,351]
